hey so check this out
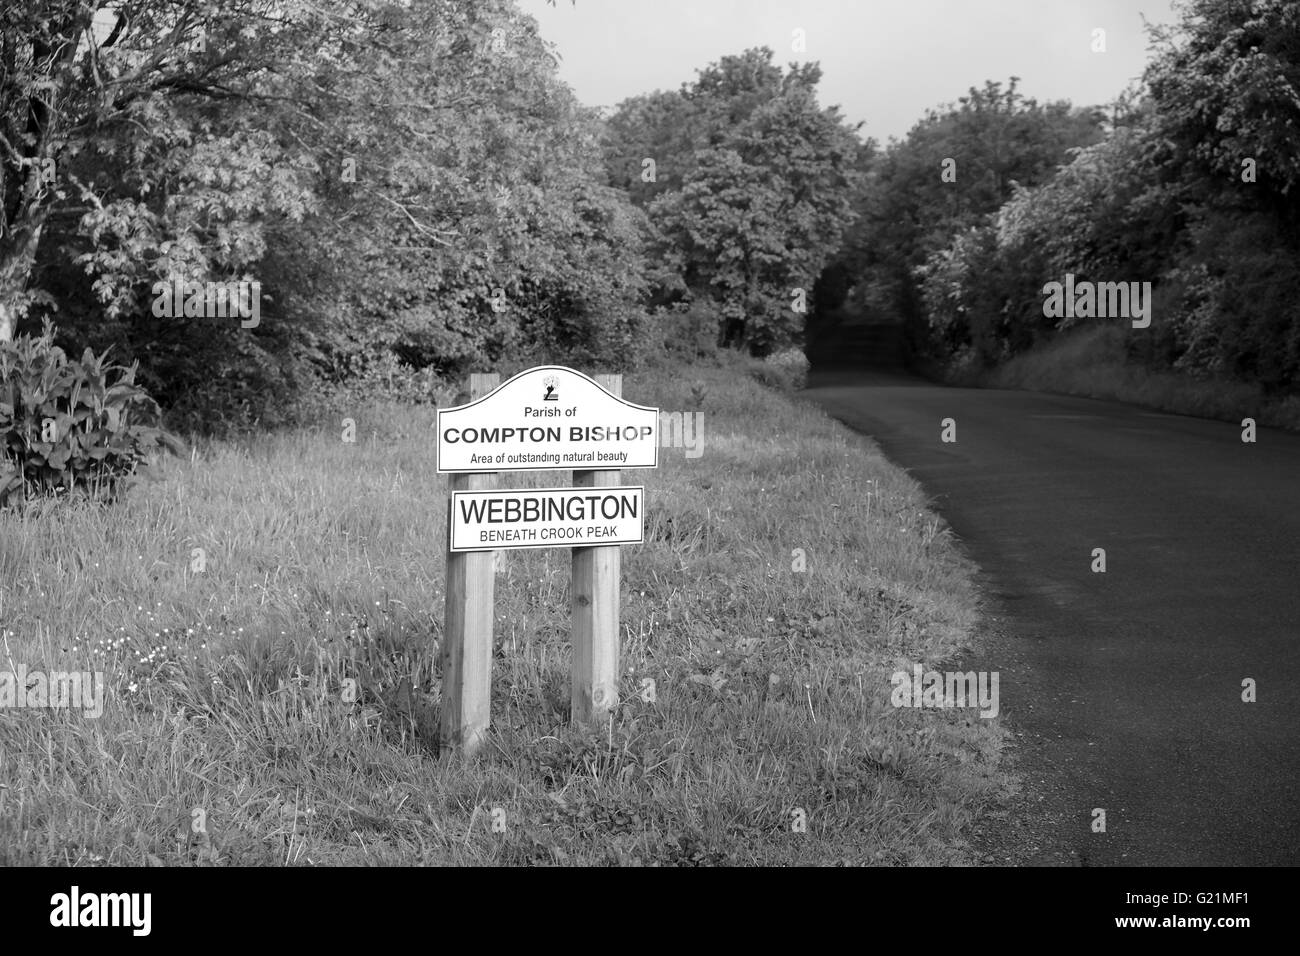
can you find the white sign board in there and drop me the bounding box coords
[436,366,659,473]
[449,486,645,552]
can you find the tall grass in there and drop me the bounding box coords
[970,324,1300,430]
[0,362,1005,865]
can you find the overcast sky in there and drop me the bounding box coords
[519,0,1183,142]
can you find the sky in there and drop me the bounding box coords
[519,0,1184,143]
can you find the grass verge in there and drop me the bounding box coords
[956,324,1300,430]
[0,360,1004,865]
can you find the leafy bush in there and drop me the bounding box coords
[1158,211,1300,392]
[917,222,1011,363]
[638,301,721,367]
[0,323,185,506]
[748,347,810,391]
[318,348,457,410]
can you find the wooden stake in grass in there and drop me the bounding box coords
[571,373,622,725]
[440,372,499,757]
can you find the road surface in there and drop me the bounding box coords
[806,369,1300,866]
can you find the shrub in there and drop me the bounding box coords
[0,323,185,507]
[638,300,721,367]
[749,347,810,391]
[322,348,456,409]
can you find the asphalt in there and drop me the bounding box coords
[805,368,1300,866]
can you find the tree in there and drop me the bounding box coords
[917,116,1185,364]
[1141,0,1300,389]
[834,78,1105,358]
[3,0,646,424]
[1146,0,1300,227]
[608,47,861,352]
[0,1,340,343]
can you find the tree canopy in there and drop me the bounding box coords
[605,47,863,354]
[2,0,643,424]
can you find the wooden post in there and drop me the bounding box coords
[440,372,499,757]
[571,373,622,725]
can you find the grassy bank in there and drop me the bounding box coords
[0,360,1004,865]
[955,324,1300,431]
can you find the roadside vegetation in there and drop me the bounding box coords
[0,355,1004,865]
[824,0,1299,418]
[1,0,1010,866]
[955,325,1300,432]
[13,0,1286,867]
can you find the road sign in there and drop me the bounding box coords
[440,370,648,755]
[449,486,645,552]
[436,366,659,473]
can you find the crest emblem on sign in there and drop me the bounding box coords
[543,374,559,401]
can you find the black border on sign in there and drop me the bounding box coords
[448,485,646,553]
[435,366,661,474]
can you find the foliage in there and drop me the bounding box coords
[759,347,811,391]
[0,322,183,506]
[916,222,1011,364]
[2,0,647,428]
[636,300,723,369]
[835,78,1106,360]
[917,120,1186,363]
[1145,0,1300,222]
[1157,210,1300,390]
[607,48,862,354]
[912,2,1300,393]
[1140,0,1300,390]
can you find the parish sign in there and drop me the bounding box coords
[436,366,659,473]
[438,368,662,757]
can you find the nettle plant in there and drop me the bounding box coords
[0,323,185,506]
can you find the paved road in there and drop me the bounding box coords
[806,369,1300,866]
